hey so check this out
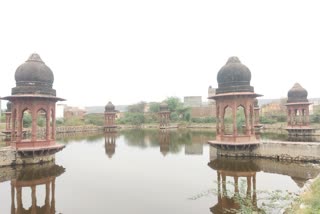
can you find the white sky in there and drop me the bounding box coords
[0,0,320,107]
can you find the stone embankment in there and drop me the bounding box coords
[210,141,320,162]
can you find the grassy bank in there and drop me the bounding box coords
[292,177,320,213]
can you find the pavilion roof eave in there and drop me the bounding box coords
[1,94,66,102]
[208,92,263,99]
[284,102,312,106]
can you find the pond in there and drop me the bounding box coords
[0,129,319,213]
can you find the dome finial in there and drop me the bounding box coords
[226,56,241,64]
[26,53,44,63]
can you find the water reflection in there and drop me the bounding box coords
[208,154,320,213]
[1,163,65,214]
[120,129,215,156]
[208,158,260,213]
[259,130,320,142]
[159,130,170,156]
[105,132,117,158]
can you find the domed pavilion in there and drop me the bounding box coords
[285,83,314,136]
[209,57,262,146]
[159,102,170,129]
[104,101,117,132]
[1,53,65,157]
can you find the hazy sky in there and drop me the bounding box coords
[1,0,320,107]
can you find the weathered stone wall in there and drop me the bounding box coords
[15,154,55,165]
[0,147,16,166]
[255,142,320,162]
[0,146,55,167]
[213,141,320,162]
[0,166,16,182]
[190,105,216,118]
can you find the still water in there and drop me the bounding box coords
[0,129,319,213]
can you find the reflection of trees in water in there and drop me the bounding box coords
[260,131,288,141]
[56,132,105,144]
[121,129,153,148]
[120,129,215,154]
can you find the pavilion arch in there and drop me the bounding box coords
[22,108,32,141]
[36,108,47,140]
[223,106,233,135]
[236,105,246,135]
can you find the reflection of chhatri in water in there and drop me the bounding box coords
[159,130,170,156]
[207,154,320,213]
[105,132,117,158]
[208,158,259,213]
[9,163,65,214]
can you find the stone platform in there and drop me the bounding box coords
[209,140,320,162]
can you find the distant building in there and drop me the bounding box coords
[260,101,286,116]
[184,96,202,107]
[190,105,216,118]
[208,86,216,104]
[64,106,86,120]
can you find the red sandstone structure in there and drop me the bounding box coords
[104,101,117,132]
[159,102,170,129]
[253,98,263,129]
[208,158,259,213]
[5,102,12,131]
[209,57,262,146]
[2,53,65,155]
[105,131,117,158]
[285,83,314,136]
[10,163,64,213]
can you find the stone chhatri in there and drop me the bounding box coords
[13,53,56,96]
[216,56,253,94]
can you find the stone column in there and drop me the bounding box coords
[221,106,225,135]
[16,187,22,214]
[306,107,310,126]
[247,176,252,199]
[217,172,221,201]
[253,174,257,206]
[51,179,56,214]
[46,107,51,141]
[45,182,50,214]
[245,105,249,135]
[250,104,255,135]
[11,184,15,214]
[51,108,56,140]
[31,109,37,141]
[31,186,37,214]
[11,109,16,141]
[234,176,239,193]
[16,108,23,143]
[222,175,227,197]
[233,103,237,137]
[216,106,220,135]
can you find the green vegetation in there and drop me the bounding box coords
[84,114,104,126]
[293,177,320,213]
[191,179,299,214]
[191,117,216,123]
[116,97,191,126]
